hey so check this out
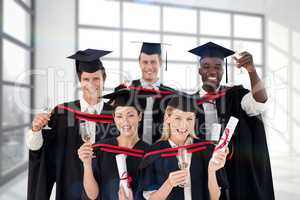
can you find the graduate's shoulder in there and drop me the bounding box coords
[130,79,141,86]
[224,84,250,95]
[148,140,169,151]
[135,140,150,151]
[191,138,215,155]
[159,84,180,94]
[100,137,117,144]
[52,100,80,114]
[102,102,114,113]
[58,100,80,109]
[139,140,169,169]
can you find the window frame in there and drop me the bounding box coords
[76,0,265,93]
[0,0,35,185]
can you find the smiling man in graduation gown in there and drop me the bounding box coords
[115,42,176,144]
[26,49,117,200]
[188,42,274,200]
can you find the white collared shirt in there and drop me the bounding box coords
[140,78,161,89]
[199,86,268,116]
[79,96,104,115]
[26,98,104,151]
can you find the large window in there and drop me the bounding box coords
[77,0,264,93]
[0,0,34,185]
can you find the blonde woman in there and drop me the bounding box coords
[140,95,229,200]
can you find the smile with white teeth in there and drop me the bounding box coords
[208,77,217,80]
[122,125,131,131]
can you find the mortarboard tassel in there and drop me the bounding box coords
[225,58,228,83]
[165,51,168,71]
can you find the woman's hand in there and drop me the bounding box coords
[118,185,133,200]
[208,148,229,172]
[167,170,188,188]
[78,142,93,166]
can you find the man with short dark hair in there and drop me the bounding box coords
[189,42,274,200]
[27,49,117,200]
[121,42,176,144]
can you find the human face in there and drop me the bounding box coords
[166,108,196,145]
[80,70,104,104]
[199,57,224,92]
[114,106,142,138]
[139,53,161,84]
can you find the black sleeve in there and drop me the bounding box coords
[138,162,161,200]
[216,168,230,189]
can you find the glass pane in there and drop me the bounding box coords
[267,47,289,73]
[123,2,160,31]
[200,11,231,36]
[1,128,28,175]
[233,66,262,89]
[199,38,231,49]
[163,35,197,61]
[79,29,120,58]
[102,60,121,90]
[233,40,263,65]
[266,87,288,139]
[122,61,142,82]
[163,7,197,34]
[2,39,31,84]
[234,15,262,39]
[2,85,31,128]
[163,63,198,92]
[122,32,160,59]
[79,0,120,27]
[3,0,31,45]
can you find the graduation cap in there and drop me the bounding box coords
[133,41,170,71]
[67,49,112,76]
[167,93,197,113]
[140,42,162,55]
[188,42,235,83]
[102,88,157,112]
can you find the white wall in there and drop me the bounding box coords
[264,0,300,154]
[34,0,76,110]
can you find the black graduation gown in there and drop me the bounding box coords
[27,100,117,200]
[85,138,149,200]
[139,140,229,200]
[130,79,177,143]
[194,85,275,200]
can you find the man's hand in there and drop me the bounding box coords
[233,51,256,73]
[32,113,50,132]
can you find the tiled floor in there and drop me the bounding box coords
[0,153,299,199]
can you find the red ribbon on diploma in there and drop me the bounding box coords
[214,128,230,152]
[120,172,132,188]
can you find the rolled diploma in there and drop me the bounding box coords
[216,116,239,151]
[213,117,239,163]
[116,154,129,197]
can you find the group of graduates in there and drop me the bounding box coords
[26,41,275,200]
